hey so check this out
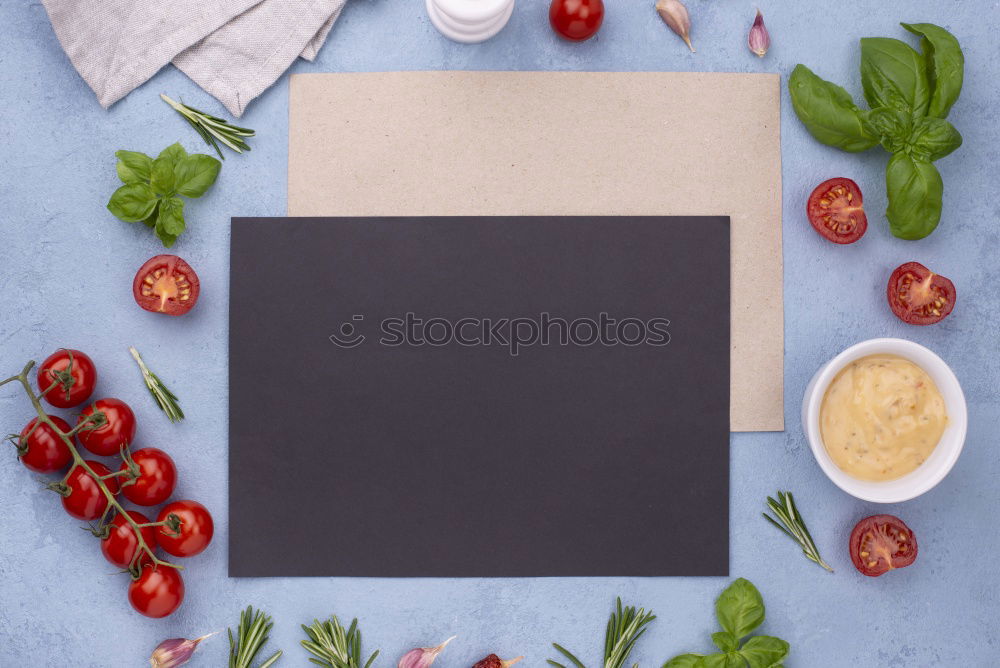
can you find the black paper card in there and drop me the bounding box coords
[229,217,730,577]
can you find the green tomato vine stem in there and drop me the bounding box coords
[1,360,182,578]
[99,469,134,481]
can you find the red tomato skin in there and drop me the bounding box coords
[157,500,214,557]
[849,514,918,577]
[37,349,97,408]
[886,261,957,325]
[806,177,867,244]
[128,564,184,618]
[549,0,605,41]
[62,461,120,520]
[18,416,74,473]
[77,398,137,456]
[133,255,200,316]
[120,447,177,506]
[101,510,157,569]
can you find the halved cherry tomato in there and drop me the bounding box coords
[128,564,184,618]
[806,178,867,244]
[18,416,73,473]
[133,255,200,316]
[157,500,214,557]
[62,461,120,520]
[120,447,177,506]
[887,261,956,325]
[37,349,97,408]
[77,398,137,456]
[549,0,604,41]
[850,514,918,577]
[101,510,157,569]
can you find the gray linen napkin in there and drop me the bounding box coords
[41,0,348,117]
[174,0,347,117]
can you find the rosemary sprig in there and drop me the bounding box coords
[301,614,379,668]
[129,347,184,422]
[763,490,833,572]
[229,606,283,668]
[548,598,655,668]
[160,93,255,159]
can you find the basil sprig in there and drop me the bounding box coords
[663,579,789,668]
[789,22,964,240]
[107,143,221,247]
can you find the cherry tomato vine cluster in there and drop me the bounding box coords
[2,349,214,619]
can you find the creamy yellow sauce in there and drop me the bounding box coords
[820,354,947,481]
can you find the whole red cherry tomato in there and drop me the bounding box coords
[37,349,97,408]
[886,261,956,325]
[133,255,200,316]
[549,0,604,41]
[157,500,214,557]
[120,447,177,506]
[101,510,157,569]
[806,177,867,244]
[77,398,137,456]
[849,514,918,577]
[18,416,73,473]
[128,564,184,618]
[62,461,120,520]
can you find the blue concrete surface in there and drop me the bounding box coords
[1,1,998,665]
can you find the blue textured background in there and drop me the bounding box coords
[1,1,997,666]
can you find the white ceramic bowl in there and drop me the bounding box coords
[802,338,967,503]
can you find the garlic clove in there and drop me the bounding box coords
[398,635,456,668]
[748,9,771,57]
[149,633,215,668]
[472,654,525,668]
[655,0,695,52]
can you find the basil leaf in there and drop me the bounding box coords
[663,655,704,668]
[150,156,177,196]
[886,153,943,240]
[711,632,739,653]
[901,23,964,119]
[174,153,222,198]
[715,578,765,640]
[155,229,178,248]
[157,197,186,236]
[157,142,188,165]
[697,654,744,668]
[860,107,912,153]
[859,37,930,116]
[142,201,160,229]
[115,150,152,184]
[739,636,789,668]
[107,183,157,222]
[908,117,963,162]
[155,197,185,248]
[789,64,878,153]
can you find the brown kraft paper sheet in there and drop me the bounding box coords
[286,71,783,431]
